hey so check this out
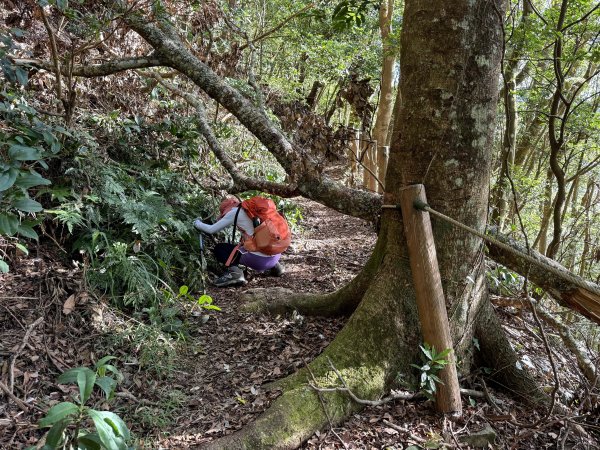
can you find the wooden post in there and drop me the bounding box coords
[399,184,462,415]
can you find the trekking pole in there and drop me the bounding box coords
[198,232,207,271]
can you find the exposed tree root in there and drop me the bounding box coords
[475,298,547,407]
[206,232,422,449]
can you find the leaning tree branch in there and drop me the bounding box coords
[146,71,300,197]
[486,227,600,325]
[11,56,164,78]
[110,1,383,221]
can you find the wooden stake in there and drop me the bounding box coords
[399,184,462,415]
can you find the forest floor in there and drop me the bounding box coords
[1,199,599,449]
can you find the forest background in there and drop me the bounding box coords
[1,0,600,448]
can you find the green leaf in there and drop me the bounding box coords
[429,378,436,392]
[197,294,212,305]
[95,376,117,400]
[95,355,117,369]
[179,285,189,295]
[77,368,97,404]
[0,168,18,191]
[13,198,43,213]
[38,402,79,427]
[15,172,52,189]
[0,259,9,273]
[15,67,28,86]
[77,433,103,450]
[436,348,451,360]
[202,304,221,311]
[420,344,433,360]
[0,213,19,236]
[56,0,68,11]
[58,367,96,403]
[430,374,443,383]
[8,144,42,161]
[44,419,68,448]
[17,224,39,240]
[87,410,130,450]
[15,243,28,255]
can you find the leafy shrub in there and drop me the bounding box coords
[0,32,70,271]
[410,344,451,400]
[44,148,214,310]
[35,357,132,450]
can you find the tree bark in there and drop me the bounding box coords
[203,1,547,448]
[487,227,600,325]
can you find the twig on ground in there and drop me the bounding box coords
[480,378,503,413]
[559,422,570,450]
[312,358,492,408]
[303,360,348,449]
[382,419,453,448]
[307,357,419,406]
[0,302,26,330]
[0,380,30,412]
[9,317,43,394]
[445,415,461,448]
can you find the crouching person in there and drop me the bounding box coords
[193,196,290,287]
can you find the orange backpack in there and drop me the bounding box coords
[238,196,291,255]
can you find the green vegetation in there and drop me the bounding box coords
[0,0,599,447]
[35,357,131,450]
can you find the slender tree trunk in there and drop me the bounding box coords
[534,169,554,253]
[490,1,532,228]
[371,0,396,193]
[578,179,595,277]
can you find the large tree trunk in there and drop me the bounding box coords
[203,1,545,448]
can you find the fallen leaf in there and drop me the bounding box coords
[63,294,76,315]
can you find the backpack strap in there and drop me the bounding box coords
[225,243,241,267]
[230,205,243,244]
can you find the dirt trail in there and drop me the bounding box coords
[1,199,598,449]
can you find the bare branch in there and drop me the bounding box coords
[12,56,164,78]
[147,71,299,197]
[38,6,63,110]
[239,3,316,51]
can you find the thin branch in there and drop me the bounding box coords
[147,71,299,197]
[382,420,453,448]
[350,141,385,192]
[38,6,63,111]
[11,56,164,78]
[561,3,600,32]
[0,380,31,412]
[239,3,316,51]
[304,360,348,449]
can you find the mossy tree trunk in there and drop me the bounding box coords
[204,1,543,448]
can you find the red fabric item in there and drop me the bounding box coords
[241,196,291,255]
